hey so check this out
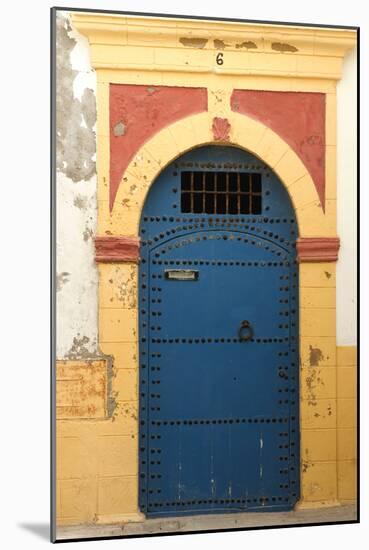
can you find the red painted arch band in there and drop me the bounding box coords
[95,236,140,263]
[296,237,340,263]
[231,89,326,209]
[109,84,208,210]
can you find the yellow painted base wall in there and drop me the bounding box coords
[56,263,142,526]
[298,343,357,508]
[56,343,357,525]
[337,346,357,503]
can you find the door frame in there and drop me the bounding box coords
[95,113,340,516]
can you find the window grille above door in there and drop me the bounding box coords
[180,171,262,215]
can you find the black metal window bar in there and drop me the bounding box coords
[180,171,262,215]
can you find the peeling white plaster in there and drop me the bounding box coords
[67,11,97,116]
[69,17,95,73]
[56,12,99,359]
[80,113,88,129]
[56,172,99,358]
[73,72,97,102]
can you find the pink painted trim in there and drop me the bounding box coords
[95,236,140,263]
[296,237,340,263]
[109,84,208,210]
[231,90,326,209]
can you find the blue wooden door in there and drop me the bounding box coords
[139,146,299,517]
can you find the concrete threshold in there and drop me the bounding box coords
[56,503,357,540]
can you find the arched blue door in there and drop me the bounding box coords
[139,146,299,517]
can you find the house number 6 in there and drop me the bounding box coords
[216,53,224,65]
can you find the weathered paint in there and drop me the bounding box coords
[56,360,109,419]
[109,84,208,209]
[213,39,230,50]
[271,42,298,53]
[179,37,208,49]
[95,236,140,263]
[56,14,96,183]
[212,117,231,141]
[235,41,257,49]
[296,237,340,262]
[230,90,326,207]
[56,12,99,360]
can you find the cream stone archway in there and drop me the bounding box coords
[100,112,332,238]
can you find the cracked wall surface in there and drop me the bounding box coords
[56,11,99,359]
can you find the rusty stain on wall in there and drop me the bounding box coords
[235,41,258,49]
[56,16,97,182]
[213,39,230,50]
[106,359,117,418]
[111,400,137,425]
[302,460,311,473]
[305,367,326,406]
[305,371,317,404]
[271,42,298,53]
[57,354,116,419]
[56,360,108,419]
[309,346,324,366]
[107,265,137,308]
[179,37,208,48]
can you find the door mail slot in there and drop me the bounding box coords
[164,269,199,281]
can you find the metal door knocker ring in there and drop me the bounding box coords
[239,320,253,342]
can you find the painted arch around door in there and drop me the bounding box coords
[138,145,299,517]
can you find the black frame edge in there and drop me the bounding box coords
[50,5,57,544]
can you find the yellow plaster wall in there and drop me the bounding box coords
[56,360,108,419]
[56,264,142,526]
[298,264,357,507]
[299,264,338,506]
[55,13,357,525]
[337,346,357,503]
